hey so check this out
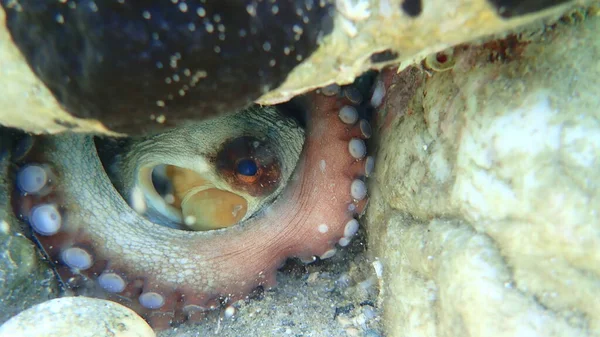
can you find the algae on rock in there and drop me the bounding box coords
[368,11,600,337]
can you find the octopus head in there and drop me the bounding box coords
[108,106,304,232]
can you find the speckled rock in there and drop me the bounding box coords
[0,0,587,134]
[0,297,155,337]
[0,7,118,135]
[368,9,600,337]
[0,132,58,324]
[1,1,333,134]
[258,0,585,105]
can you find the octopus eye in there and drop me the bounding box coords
[423,47,456,72]
[215,136,280,193]
[236,158,259,177]
[102,107,303,233]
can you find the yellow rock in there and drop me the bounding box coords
[0,297,155,337]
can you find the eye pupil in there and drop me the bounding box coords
[236,159,258,176]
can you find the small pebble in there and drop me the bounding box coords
[0,297,155,337]
[307,272,320,283]
[345,327,361,337]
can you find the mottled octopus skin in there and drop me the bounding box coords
[1,0,334,134]
[13,93,370,328]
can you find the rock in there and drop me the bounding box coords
[257,0,581,105]
[368,9,600,337]
[1,2,332,135]
[0,297,155,337]
[0,132,59,324]
[0,8,118,136]
[0,0,583,134]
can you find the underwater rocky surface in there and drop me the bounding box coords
[368,9,600,337]
[0,0,584,134]
[0,1,599,337]
[0,132,58,325]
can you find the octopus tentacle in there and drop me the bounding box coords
[12,90,372,329]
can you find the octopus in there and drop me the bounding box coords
[11,88,375,328]
[1,0,378,329]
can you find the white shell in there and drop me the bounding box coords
[0,297,155,337]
